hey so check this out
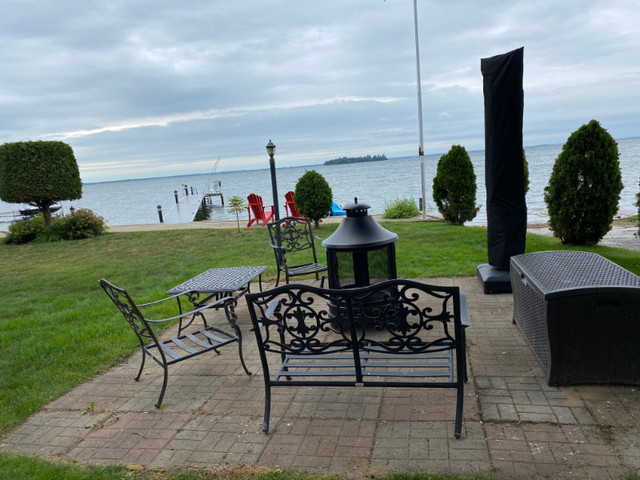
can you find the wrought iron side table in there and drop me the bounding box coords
[166,266,268,360]
[167,265,268,303]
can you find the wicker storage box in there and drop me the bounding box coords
[510,251,640,386]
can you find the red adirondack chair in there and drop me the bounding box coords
[284,191,301,217]
[247,194,275,227]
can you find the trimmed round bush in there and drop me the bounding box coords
[60,208,107,239]
[432,145,478,225]
[544,120,623,245]
[382,198,420,219]
[294,170,333,228]
[0,140,82,226]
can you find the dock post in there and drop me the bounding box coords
[174,190,179,203]
[157,205,164,223]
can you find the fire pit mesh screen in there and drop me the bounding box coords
[368,248,390,284]
[333,247,391,288]
[335,251,355,288]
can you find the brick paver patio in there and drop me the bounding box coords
[2,276,639,479]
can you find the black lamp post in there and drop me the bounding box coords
[266,139,280,222]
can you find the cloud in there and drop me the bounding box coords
[0,0,638,182]
[39,95,403,141]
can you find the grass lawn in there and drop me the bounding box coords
[1,221,638,479]
[0,452,492,480]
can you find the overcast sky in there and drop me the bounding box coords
[1,0,639,182]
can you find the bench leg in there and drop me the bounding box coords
[262,384,272,433]
[454,384,464,439]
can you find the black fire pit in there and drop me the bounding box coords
[322,198,398,289]
[322,198,398,325]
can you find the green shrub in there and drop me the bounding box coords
[544,120,623,245]
[35,217,66,242]
[60,208,107,239]
[5,215,47,244]
[294,170,333,228]
[194,204,212,221]
[382,198,420,219]
[4,209,106,244]
[432,145,478,225]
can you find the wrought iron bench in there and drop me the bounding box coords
[246,279,469,438]
[100,279,251,408]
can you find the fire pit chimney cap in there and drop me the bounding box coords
[322,197,397,250]
[344,197,370,217]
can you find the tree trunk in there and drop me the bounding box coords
[38,201,53,227]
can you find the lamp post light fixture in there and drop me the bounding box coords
[266,140,280,222]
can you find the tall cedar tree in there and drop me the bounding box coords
[294,170,333,228]
[432,145,478,225]
[544,120,623,244]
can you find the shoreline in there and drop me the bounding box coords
[1,215,638,251]
[107,215,639,252]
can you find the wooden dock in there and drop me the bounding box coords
[160,194,203,224]
[159,179,224,224]
[158,184,207,224]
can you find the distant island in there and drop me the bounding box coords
[324,154,388,166]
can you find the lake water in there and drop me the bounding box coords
[1,137,638,228]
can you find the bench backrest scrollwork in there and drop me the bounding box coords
[247,279,465,376]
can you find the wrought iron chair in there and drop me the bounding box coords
[247,193,275,227]
[284,191,302,217]
[267,216,327,287]
[99,279,251,408]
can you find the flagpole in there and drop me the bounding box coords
[413,0,427,220]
